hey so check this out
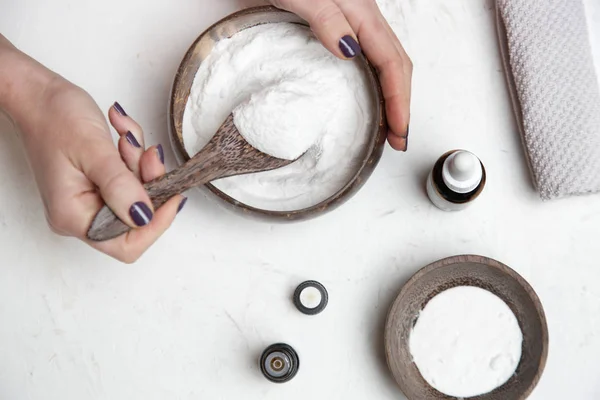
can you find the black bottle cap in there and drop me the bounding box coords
[293,280,329,315]
[260,343,300,383]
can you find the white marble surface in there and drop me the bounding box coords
[1,0,599,399]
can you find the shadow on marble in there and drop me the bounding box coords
[365,257,422,397]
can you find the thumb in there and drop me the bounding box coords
[81,137,154,229]
[271,0,361,59]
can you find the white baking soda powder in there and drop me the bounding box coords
[182,23,374,211]
[409,286,523,398]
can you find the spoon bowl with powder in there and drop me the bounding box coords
[385,255,548,400]
[87,114,303,241]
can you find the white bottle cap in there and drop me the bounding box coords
[293,280,328,315]
[442,151,483,194]
[299,286,322,309]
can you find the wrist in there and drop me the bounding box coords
[0,35,56,130]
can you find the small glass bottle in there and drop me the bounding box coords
[426,150,486,211]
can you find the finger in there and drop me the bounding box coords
[388,126,408,151]
[272,0,361,59]
[109,102,145,146]
[109,102,145,172]
[140,145,166,183]
[335,0,413,149]
[80,136,154,230]
[376,12,411,151]
[118,136,142,178]
[89,194,186,264]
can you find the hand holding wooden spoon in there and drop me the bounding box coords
[87,114,299,241]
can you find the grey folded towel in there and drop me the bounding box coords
[497,0,600,200]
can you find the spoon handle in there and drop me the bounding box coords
[86,148,221,242]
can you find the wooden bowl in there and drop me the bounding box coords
[384,255,548,400]
[168,6,387,222]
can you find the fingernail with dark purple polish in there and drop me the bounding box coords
[156,144,165,164]
[177,197,188,214]
[130,202,153,227]
[339,35,361,59]
[126,131,141,148]
[114,102,127,117]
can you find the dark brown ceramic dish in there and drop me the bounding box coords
[385,255,548,400]
[168,6,387,222]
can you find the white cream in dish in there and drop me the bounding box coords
[182,23,374,211]
[409,286,523,398]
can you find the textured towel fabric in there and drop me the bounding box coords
[497,0,600,200]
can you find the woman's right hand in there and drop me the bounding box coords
[270,0,413,151]
[0,39,184,263]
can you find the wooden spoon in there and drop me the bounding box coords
[87,114,297,242]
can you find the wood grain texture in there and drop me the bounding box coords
[168,6,388,222]
[87,114,294,241]
[384,255,548,400]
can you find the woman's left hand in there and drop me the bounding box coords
[0,41,184,263]
[269,0,413,151]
